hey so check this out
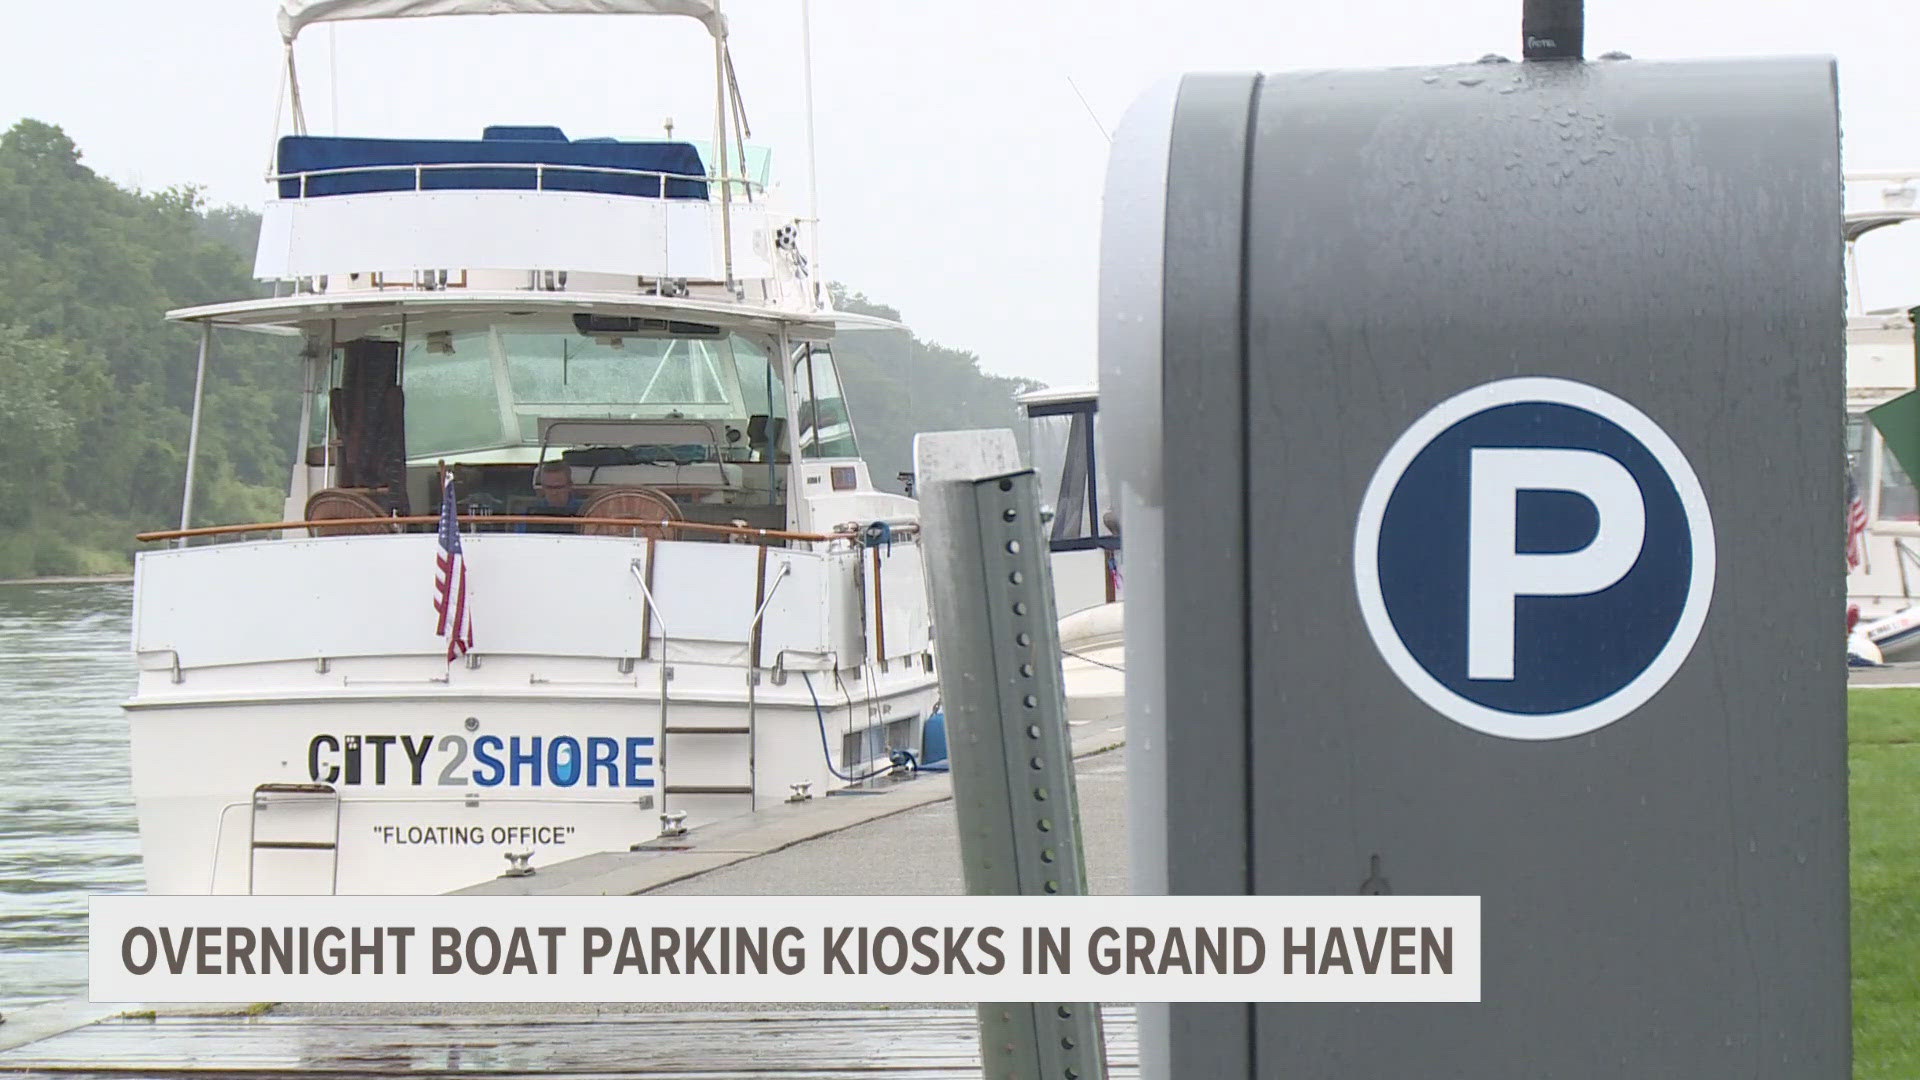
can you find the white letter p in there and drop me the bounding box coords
[1467,449,1645,681]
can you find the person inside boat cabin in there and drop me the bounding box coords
[518,461,586,534]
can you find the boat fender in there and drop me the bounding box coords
[862,520,893,555]
[1848,631,1884,667]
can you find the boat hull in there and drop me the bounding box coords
[1864,604,1920,662]
[128,677,937,895]
[126,532,938,894]
[1058,601,1125,728]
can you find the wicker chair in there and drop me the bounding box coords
[304,488,398,537]
[579,487,682,540]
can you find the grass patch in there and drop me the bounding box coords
[244,1002,276,1017]
[1849,689,1920,1078]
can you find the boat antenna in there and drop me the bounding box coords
[724,44,753,203]
[1065,76,1111,145]
[800,0,823,307]
[1521,0,1583,60]
[712,18,734,291]
[285,42,309,136]
[328,23,341,134]
[266,44,289,177]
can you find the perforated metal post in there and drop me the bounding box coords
[915,429,1107,1080]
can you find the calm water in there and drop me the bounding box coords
[0,581,143,1010]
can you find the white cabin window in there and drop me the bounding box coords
[384,319,780,459]
[794,344,858,459]
[1028,401,1114,548]
[401,329,508,458]
[734,337,790,459]
[1030,412,1082,537]
[1879,436,1919,524]
[501,331,741,440]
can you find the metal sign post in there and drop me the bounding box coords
[1102,50,1849,1080]
[915,429,1107,1080]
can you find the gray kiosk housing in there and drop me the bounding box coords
[1103,59,1849,1077]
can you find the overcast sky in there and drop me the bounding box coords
[4,0,1918,388]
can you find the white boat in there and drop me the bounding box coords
[1017,386,1124,726]
[125,0,939,895]
[1845,170,1920,658]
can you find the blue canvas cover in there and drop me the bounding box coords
[482,125,569,142]
[277,133,708,199]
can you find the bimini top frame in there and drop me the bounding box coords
[269,0,786,293]
[278,0,726,43]
[1016,385,1098,413]
[1845,171,1920,316]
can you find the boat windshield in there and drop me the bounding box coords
[1882,442,1920,523]
[1027,400,1114,548]
[369,318,774,459]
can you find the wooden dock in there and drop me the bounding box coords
[0,1007,1138,1077]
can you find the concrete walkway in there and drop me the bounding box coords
[281,743,1129,1021]
[454,714,1128,899]
[1848,659,1920,687]
[0,723,1134,1075]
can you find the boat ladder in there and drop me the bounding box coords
[630,555,790,831]
[247,782,341,894]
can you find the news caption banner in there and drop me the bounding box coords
[91,896,1478,1004]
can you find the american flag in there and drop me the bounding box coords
[1847,467,1869,571]
[433,475,473,662]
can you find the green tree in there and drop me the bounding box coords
[0,326,77,516]
[0,119,300,569]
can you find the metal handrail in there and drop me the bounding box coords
[629,558,671,637]
[138,515,841,545]
[261,159,799,297]
[629,558,673,822]
[1847,170,1920,184]
[1895,537,1920,571]
[247,782,341,895]
[741,560,793,813]
[270,159,766,199]
[749,561,794,636]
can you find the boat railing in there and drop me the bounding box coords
[1848,170,1920,187]
[268,160,765,201]
[136,515,851,547]
[627,557,675,829]
[1887,536,1920,599]
[254,156,803,294]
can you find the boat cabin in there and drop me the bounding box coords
[157,103,904,545]
[287,308,873,541]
